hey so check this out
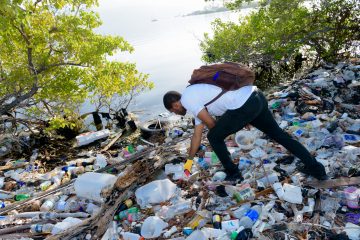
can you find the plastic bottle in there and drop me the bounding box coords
[40,196,60,212]
[14,194,30,201]
[30,223,54,233]
[231,226,245,240]
[117,198,133,212]
[30,149,38,163]
[238,159,252,170]
[40,180,52,191]
[55,195,69,212]
[212,214,221,229]
[114,207,139,221]
[125,145,135,154]
[76,129,110,146]
[158,200,192,220]
[40,212,57,220]
[197,157,209,169]
[68,166,85,175]
[239,205,262,228]
[225,185,242,203]
[232,203,251,219]
[0,177,4,189]
[211,152,220,165]
[52,172,64,187]
[0,215,14,225]
[64,196,81,212]
[187,213,208,229]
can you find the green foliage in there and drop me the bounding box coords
[0,0,153,130]
[201,0,360,88]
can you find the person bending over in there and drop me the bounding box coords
[163,84,328,182]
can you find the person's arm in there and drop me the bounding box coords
[188,123,204,158]
[197,108,216,129]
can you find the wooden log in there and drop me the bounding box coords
[101,130,123,152]
[306,176,360,189]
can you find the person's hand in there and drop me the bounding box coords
[184,159,193,177]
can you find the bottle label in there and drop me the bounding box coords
[245,209,259,222]
[212,215,221,223]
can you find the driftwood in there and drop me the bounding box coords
[306,176,360,189]
[101,130,123,152]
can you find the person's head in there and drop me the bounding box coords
[163,91,187,115]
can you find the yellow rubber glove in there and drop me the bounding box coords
[184,159,193,177]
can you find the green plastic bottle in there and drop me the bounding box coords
[127,145,135,154]
[114,206,139,221]
[14,194,30,201]
[211,152,219,165]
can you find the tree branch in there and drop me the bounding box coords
[37,62,88,74]
[0,84,38,115]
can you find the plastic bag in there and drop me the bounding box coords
[135,179,177,208]
[141,216,168,238]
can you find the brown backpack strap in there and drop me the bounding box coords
[204,89,227,109]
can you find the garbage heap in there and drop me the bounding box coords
[0,61,359,240]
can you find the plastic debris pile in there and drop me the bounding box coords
[0,62,359,239]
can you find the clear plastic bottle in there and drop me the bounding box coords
[40,180,52,191]
[40,212,57,220]
[232,203,251,219]
[55,195,69,212]
[158,200,192,220]
[239,205,262,228]
[30,149,39,163]
[30,223,54,233]
[40,196,60,212]
[0,215,14,225]
[225,185,242,203]
[64,196,81,212]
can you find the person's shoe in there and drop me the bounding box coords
[297,165,329,181]
[224,171,244,183]
[313,174,329,181]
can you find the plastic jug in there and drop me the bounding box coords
[74,172,117,203]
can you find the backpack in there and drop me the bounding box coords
[188,62,255,107]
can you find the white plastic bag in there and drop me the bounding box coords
[135,179,177,208]
[141,216,168,238]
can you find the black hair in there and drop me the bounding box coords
[163,91,181,110]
